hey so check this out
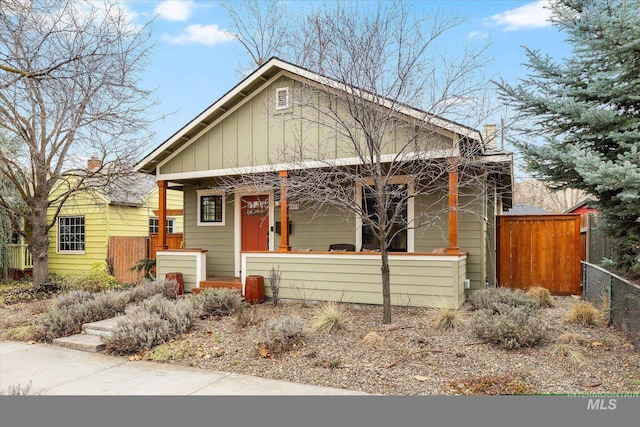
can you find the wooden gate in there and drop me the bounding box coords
[497,215,581,295]
[108,236,149,284]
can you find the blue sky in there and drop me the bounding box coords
[121,0,571,166]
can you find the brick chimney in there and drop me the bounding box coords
[87,156,102,171]
[482,124,497,150]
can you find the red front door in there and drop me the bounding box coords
[241,195,269,251]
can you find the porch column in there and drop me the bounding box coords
[447,158,460,254]
[157,180,168,250]
[279,170,291,252]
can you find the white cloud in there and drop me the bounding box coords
[468,31,489,39]
[155,0,194,22]
[163,24,235,46]
[486,0,552,31]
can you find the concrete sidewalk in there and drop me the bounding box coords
[0,341,366,395]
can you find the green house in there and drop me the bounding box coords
[136,58,513,308]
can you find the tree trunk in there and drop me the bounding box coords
[381,246,392,324]
[29,203,50,287]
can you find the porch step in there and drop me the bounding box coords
[52,334,105,353]
[198,277,242,292]
[52,316,126,353]
[82,317,124,338]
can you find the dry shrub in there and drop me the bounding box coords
[527,286,555,307]
[471,303,548,350]
[34,290,128,341]
[567,301,601,326]
[468,287,540,311]
[432,305,464,330]
[258,315,305,358]
[311,301,345,333]
[192,288,242,318]
[450,374,537,395]
[236,305,262,329]
[104,311,173,355]
[1,381,34,396]
[55,290,93,309]
[556,332,588,345]
[551,343,587,366]
[4,325,36,341]
[126,280,179,303]
[104,295,197,355]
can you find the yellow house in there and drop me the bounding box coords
[46,168,183,280]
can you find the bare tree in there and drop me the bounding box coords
[0,0,156,286]
[221,0,291,74]
[513,178,588,213]
[220,1,499,324]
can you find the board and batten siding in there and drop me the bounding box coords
[242,252,467,308]
[159,76,455,176]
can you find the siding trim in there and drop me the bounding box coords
[156,149,457,181]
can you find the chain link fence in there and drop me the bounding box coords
[582,261,640,351]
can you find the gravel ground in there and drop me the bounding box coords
[137,296,640,395]
[2,294,638,395]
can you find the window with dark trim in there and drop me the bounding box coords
[200,194,223,223]
[58,216,85,252]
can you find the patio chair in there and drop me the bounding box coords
[360,243,380,252]
[328,243,356,252]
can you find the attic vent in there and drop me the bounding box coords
[275,87,289,110]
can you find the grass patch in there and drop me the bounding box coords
[567,301,601,326]
[4,325,36,341]
[527,286,555,307]
[311,301,345,333]
[432,304,464,330]
[551,343,587,366]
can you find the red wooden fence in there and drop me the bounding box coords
[496,215,581,295]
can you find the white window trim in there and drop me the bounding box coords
[355,176,414,253]
[197,189,226,226]
[275,87,289,110]
[57,215,86,254]
[149,217,176,234]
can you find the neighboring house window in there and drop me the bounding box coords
[58,216,85,252]
[149,218,175,234]
[275,87,289,110]
[10,230,20,244]
[197,190,225,226]
[362,184,408,252]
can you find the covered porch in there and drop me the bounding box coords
[154,162,470,308]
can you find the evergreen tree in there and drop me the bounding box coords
[497,0,640,277]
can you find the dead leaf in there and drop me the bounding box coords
[592,342,603,347]
[414,375,429,381]
[26,340,36,345]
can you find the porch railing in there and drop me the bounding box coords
[7,244,33,270]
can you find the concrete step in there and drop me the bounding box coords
[52,334,105,353]
[82,316,124,338]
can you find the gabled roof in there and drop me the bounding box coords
[565,198,597,214]
[135,57,483,175]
